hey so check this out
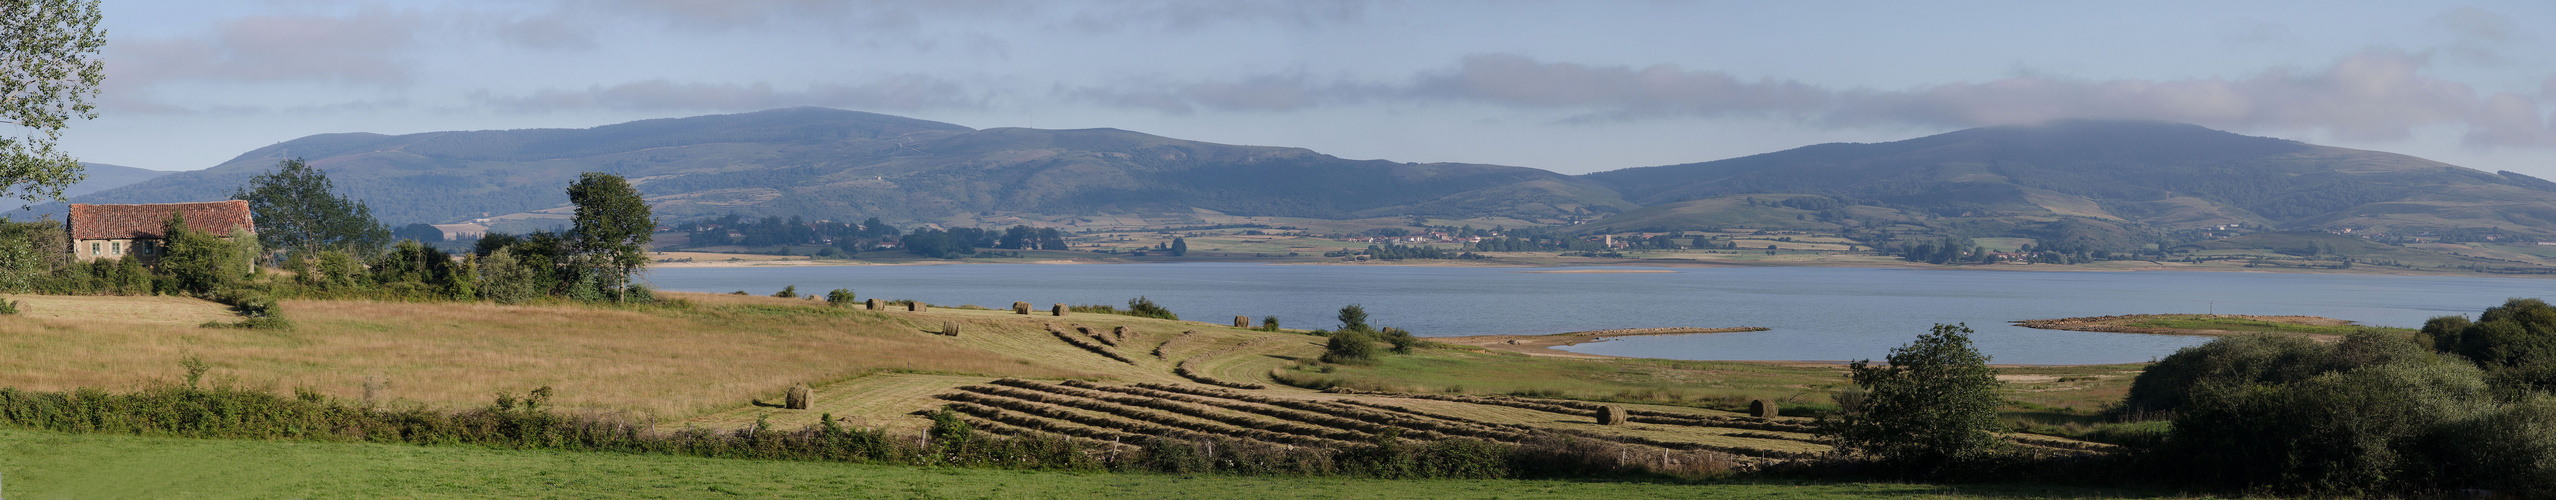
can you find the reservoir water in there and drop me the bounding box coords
[648,264,2554,365]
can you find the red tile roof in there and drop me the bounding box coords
[68,201,257,240]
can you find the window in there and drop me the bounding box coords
[89,242,99,256]
[111,241,120,255]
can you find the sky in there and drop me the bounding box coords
[62,0,2556,177]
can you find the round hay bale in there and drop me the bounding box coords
[1052,304,1067,316]
[865,298,883,310]
[784,384,812,410]
[1597,405,1629,425]
[1013,301,1032,314]
[942,321,961,337]
[1234,316,1249,327]
[1750,399,1780,419]
[907,302,927,312]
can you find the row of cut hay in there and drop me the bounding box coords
[941,401,1152,445]
[972,381,1368,445]
[959,384,1362,446]
[1044,323,1137,365]
[1150,330,1204,359]
[1330,399,1547,433]
[1722,431,1827,445]
[948,412,1139,452]
[1111,382,1512,442]
[2004,434,2117,453]
[1170,336,1292,389]
[1176,359,1266,389]
[934,391,1222,443]
[942,387,1346,448]
[987,380,1371,443]
[1071,325,1123,348]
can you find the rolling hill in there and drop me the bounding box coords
[62,107,1630,226]
[1578,120,2556,239]
[43,110,2556,247]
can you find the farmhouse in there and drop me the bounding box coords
[66,201,257,263]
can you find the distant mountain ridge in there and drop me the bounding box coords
[48,109,2556,243]
[1577,120,2556,238]
[69,107,1626,226]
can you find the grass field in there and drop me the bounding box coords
[0,291,2160,496]
[0,428,2179,499]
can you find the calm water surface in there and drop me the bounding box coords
[648,264,2555,365]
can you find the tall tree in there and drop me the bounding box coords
[232,158,391,258]
[1825,323,2007,468]
[565,172,652,302]
[0,0,104,205]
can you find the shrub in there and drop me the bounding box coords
[1322,330,1380,365]
[826,288,856,306]
[1380,327,1419,354]
[772,285,797,298]
[1125,296,1176,320]
[2165,356,2493,493]
[1824,323,2006,469]
[477,248,543,305]
[2117,333,2329,416]
[1260,316,1280,331]
[2425,298,2556,392]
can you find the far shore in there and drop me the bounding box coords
[644,250,2555,280]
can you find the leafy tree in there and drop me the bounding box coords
[0,0,104,205]
[825,288,856,306]
[1826,323,2006,467]
[565,172,653,302]
[1169,237,1188,256]
[2424,298,2556,392]
[476,248,541,304]
[156,213,244,295]
[232,158,391,258]
[1337,304,1369,332]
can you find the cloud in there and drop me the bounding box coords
[102,9,421,113]
[475,76,980,113]
[2432,7,2528,65]
[1063,0,1366,33]
[1073,50,2556,149]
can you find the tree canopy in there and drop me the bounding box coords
[232,158,391,257]
[565,172,652,301]
[0,0,104,204]
[1826,323,2006,467]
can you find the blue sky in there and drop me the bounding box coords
[69,1,2556,176]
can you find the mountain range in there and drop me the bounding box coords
[41,107,2556,246]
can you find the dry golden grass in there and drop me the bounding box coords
[6,294,236,326]
[0,292,1101,420]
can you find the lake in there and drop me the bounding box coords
[647,263,2554,365]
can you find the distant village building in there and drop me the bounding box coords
[66,201,257,263]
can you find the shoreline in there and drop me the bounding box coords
[1433,327,1771,359]
[2009,314,2386,342]
[647,253,2556,280]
